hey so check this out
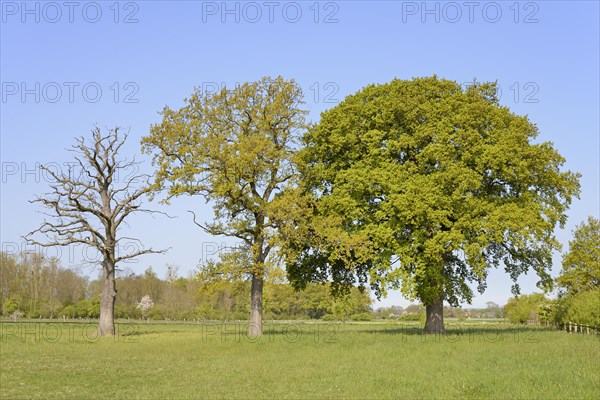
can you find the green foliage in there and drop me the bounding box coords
[399,313,425,322]
[350,312,374,321]
[58,299,99,319]
[2,296,20,316]
[141,76,310,331]
[550,217,600,326]
[280,76,580,309]
[74,300,93,318]
[552,288,600,326]
[563,289,600,326]
[141,76,308,279]
[25,309,40,319]
[87,297,101,318]
[60,305,75,318]
[1,252,87,318]
[195,274,370,321]
[115,304,142,319]
[558,216,600,295]
[331,288,372,321]
[504,293,550,324]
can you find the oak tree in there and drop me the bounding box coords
[281,77,580,333]
[25,127,166,336]
[141,76,308,336]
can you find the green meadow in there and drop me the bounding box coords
[1,320,598,399]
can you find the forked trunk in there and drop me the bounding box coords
[98,260,116,336]
[249,273,263,337]
[424,296,445,334]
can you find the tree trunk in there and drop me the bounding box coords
[249,273,263,337]
[424,296,445,334]
[98,260,116,336]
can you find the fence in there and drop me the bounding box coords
[557,322,599,336]
[529,320,599,336]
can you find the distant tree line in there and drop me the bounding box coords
[0,252,87,319]
[0,252,372,321]
[373,302,504,322]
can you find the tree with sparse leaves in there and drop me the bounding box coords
[279,77,580,334]
[141,77,308,336]
[25,127,166,336]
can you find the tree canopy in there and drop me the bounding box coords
[141,76,308,336]
[279,76,580,333]
[557,216,600,295]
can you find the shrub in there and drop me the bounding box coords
[504,293,549,324]
[27,309,42,319]
[350,313,373,321]
[566,290,600,326]
[230,311,248,321]
[2,297,19,316]
[60,305,75,318]
[115,304,141,319]
[399,313,424,322]
[146,307,163,320]
[87,297,100,319]
[553,288,600,326]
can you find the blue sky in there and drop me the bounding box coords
[1,1,598,308]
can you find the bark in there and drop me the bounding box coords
[98,259,116,336]
[249,273,263,337]
[424,296,445,334]
[24,128,165,337]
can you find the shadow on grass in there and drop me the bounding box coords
[359,324,556,337]
[119,329,159,336]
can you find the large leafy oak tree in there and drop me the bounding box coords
[141,76,308,336]
[279,77,580,333]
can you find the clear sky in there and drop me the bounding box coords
[1,1,598,308]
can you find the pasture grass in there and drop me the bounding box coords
[1,320,598,399]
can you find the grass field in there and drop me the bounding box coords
[1,320,598,399]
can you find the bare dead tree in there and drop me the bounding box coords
[24,126,167,336]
